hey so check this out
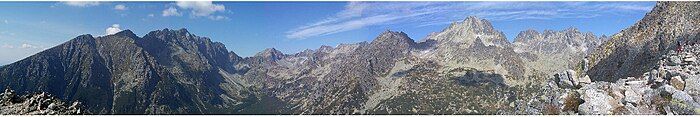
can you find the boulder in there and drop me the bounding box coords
[670,76,686,91]
[655,76,666,84]
[567,70,579,86]
[580,75,592,84]
[649,70,659,84]
[666,66,684,78]
[684,56,696,63]
[669,56,683,66]
[556,73,574,88]
[684,76,700,102]
[624,89,642,104]
[670,91,700,114]
[661,84,678,95]
[624,103,641,114]
[578,83,616,115]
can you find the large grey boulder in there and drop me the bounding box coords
[624,89,642,104]
[685,76,700,101]
[669,91,700,114]
[578,83,617,115]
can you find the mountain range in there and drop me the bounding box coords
[1,1,698,115]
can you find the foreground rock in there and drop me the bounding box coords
[0,89,83,115]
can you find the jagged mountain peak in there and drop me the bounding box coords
[427,16,508,48]
[317,45,334,53]
[372,30,415,46]
[110,29,139,39]
[144,28,191,38]
[162,28,190,34]
[563,27,580,33]
[378,30,407,37]
[514,29,542,43]
[75,34,95,41]
[255,48,285,60]
[461,16,494,28]
[448,16,496,34]
[513,27,600,54]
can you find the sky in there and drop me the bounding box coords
[0,1,655,65]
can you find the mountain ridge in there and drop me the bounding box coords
[0,10,620,115]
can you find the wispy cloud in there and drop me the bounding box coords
[62,1,100,7]
[20,43,40,49]
[1,44,14,49]
[286,2,654,39]
[0,43,47,65]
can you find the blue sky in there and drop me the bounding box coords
[0,1,655,65]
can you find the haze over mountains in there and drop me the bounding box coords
[1,1,700,115]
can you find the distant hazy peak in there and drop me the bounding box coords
[372,30,415,46]
[426,16,509,48]
[255,48,285,60]
[513,29,542,43]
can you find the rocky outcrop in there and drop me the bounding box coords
[1,89,83,115]
[534,29,700,114]
[586,1,700,82]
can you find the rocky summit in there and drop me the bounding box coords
[1,1,700,115]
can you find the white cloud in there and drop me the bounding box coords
[3,20,7,24]
[1,43,43,49]
[20,43,39,49]
[162,7,182,17]
[1,44,14,49]
[105,24,122,35]
[208,15,228,20]
[0,43,46,65]
[114,4,127,11]
[148,14,155,17]
[286,2,655,39]
[63,1,100,7]
[175,1,225,17]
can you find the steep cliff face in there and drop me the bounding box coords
[586,1,700,82]
[0,34,114,113]
[0,29,251,114]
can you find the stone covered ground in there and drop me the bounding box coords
[524,43,700,115]
[0,89,83,115]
